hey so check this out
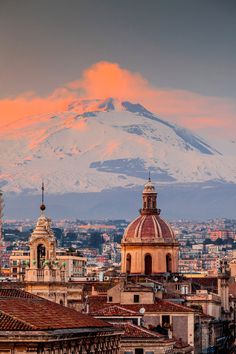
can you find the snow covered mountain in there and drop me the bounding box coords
[0,97,236,197]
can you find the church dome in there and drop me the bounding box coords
[121,178,179,275]
[124,214,175,242]
[123,178,176,243]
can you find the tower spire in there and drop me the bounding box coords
[148,170,151,182]
[40,181,46,212]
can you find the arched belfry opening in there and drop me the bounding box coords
[126,254,131,274]
[145,254,152,275]
[37,244,46,268]
[166,253,172,273]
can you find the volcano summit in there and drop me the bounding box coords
[1,98,236,219]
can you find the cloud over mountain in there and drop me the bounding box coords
[0,61,235,138]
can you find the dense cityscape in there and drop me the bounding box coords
[1,1,236,353]
[1,216,236,280]
[1,185,236,353]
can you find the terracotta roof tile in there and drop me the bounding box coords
[0,312,33,331]
[92,305,140,317]
[0,289,113,331]
[89,296,193,314]
[0,288,35,299]
[122,299,194,313]
[112,322,166,339]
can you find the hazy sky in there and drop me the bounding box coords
[0,0,236,137]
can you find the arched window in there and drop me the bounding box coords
[166,253,172,273]
[37,244,46,269]
[145,254,152,275]
[126,254,131,274]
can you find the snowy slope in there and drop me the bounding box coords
[0,98,236,195]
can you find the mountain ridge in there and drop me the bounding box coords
[0,98,235,198]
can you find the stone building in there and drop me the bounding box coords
[113,323,175,354]
[87,281,195,352]
[121,179,179,275]
[0,287,122,353]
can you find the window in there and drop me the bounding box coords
[135,349,144,354]
[12,261,17,266]
[166,253,172,273]
[162,315,170,328]
[126,254,131,274]
[124,352,133,354]
[144,254,152,275]
[12,267,17,273]
[108,296,113,302]
[146,352,154,354]
[134,295,140,303]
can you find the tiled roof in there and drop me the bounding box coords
[122,299,194,313]
[89,296,193,314]
[0,288,113,331]
[0,288,35,298]
[112,322,165,339]
[92,305,140,317]
[89,295,107,308]
[0,312,32,330]
[124,214,175,242]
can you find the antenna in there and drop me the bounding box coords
[148,170,151,182]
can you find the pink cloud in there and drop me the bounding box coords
[0,61,235,138]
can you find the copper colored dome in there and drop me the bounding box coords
[123,214,175,242]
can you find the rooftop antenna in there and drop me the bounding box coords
[40,181,46,212]
[148,170,151,182]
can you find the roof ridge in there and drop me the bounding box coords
[111,305,139,314]
[161,299,194,312]
[126,322,163,337]
[0,309,37,330]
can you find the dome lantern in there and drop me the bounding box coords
[141,176,161,216]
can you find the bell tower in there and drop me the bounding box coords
[25,183,61,282]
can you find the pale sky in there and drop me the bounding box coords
[0,0,235,138]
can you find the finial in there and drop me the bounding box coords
[40,181,46,212]
[148,170,151,182]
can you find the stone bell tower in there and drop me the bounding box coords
[25,183,64,282]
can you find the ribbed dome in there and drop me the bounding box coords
[123,214,175,242]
